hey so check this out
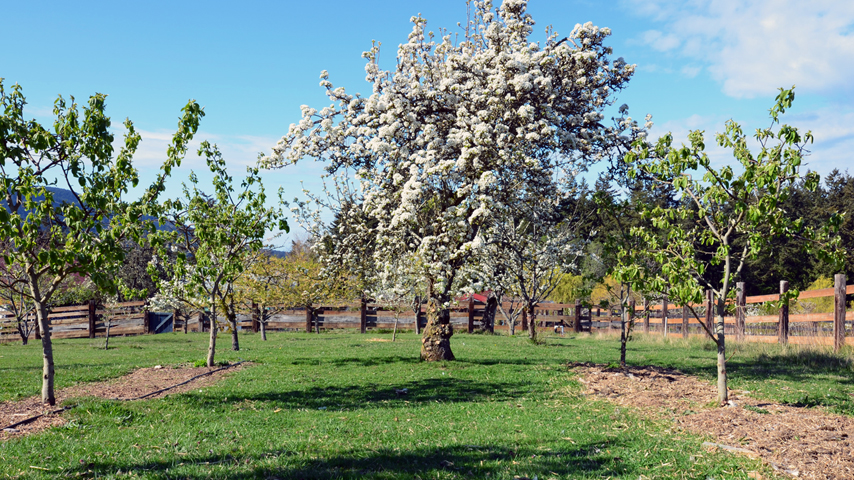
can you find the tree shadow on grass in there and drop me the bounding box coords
[673,349,854,386]
[288,355,420,368]
[69,440,636,480]
[179,377,529,411]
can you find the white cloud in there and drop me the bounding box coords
[680,65,702,78]
[122,128,279,170]
[640,29,681,51]
[624,0,854,98]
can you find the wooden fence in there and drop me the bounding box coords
[2,275,851,351]
[638,274,853,351]
[0,300,149,342]
[230,301,581,335]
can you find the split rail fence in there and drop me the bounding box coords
[2,275,851,351]
[638,274,853,352]
[0,301,149,342]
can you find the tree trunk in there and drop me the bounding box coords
[619,286,631,368]
[207,297,218,367]
[527,304,537,342]
[715,294,728,405]
[260,303,268,341]
[35,301,55,406]
[229,309,239,352]
[420,296,454,361]
[104,316,111,350]
[482,294,498,333]
[393,313,399,342]
[18,319,29,345]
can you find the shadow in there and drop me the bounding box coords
[177,377,529,411]
[674,349,854,387]
[68,440,636,479]
[288,355,420,368]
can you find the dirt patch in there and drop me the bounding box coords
[570,362,854,479]
[1,363,244,440]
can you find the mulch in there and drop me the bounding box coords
[0,364,243,440]
[570,362,854,480]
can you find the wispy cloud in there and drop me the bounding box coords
[647,108,854,179]
[625,0,854,98]
[119,128,281,170]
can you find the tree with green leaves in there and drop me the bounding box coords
[151,143,286,366]
[0,80,202,404]
[621,87,842,404]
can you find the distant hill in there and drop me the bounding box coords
[2,186,172,231]
[1,186,80,214]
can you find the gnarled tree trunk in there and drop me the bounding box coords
[420,297,454,361]
[481,294,497,333]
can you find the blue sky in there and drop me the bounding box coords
[3,0,853,244]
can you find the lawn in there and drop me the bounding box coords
[2,330,848,479]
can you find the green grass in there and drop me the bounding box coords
[1,331,831,479]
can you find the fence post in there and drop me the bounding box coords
[360,297,367,334]
[467,297,475,334]
[643,298,650,334]
[736,282,745,342]
[574,299,582,333]
[662,296,669,338]
[705,290,715,341]
[143,309,150,334]
[88,300,97,339]
[305,307,312,333]
[682,302,689,339]
[778,280,789,345]
[834,274,846,353]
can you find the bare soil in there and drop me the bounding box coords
[570,362,853,479]
[0,364,243,440]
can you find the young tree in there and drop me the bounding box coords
[595,173,676,368]
[0,80,202,404]
[273,241,349,333]
[233,251,291,341]
[622,87,842,404]
[265,0,637,360]
[0,254,37,345]
[153,143,286,365]
[478,183,590,342]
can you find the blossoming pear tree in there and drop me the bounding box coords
[264,0,636,360]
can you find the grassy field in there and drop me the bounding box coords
[1,330,850,479]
